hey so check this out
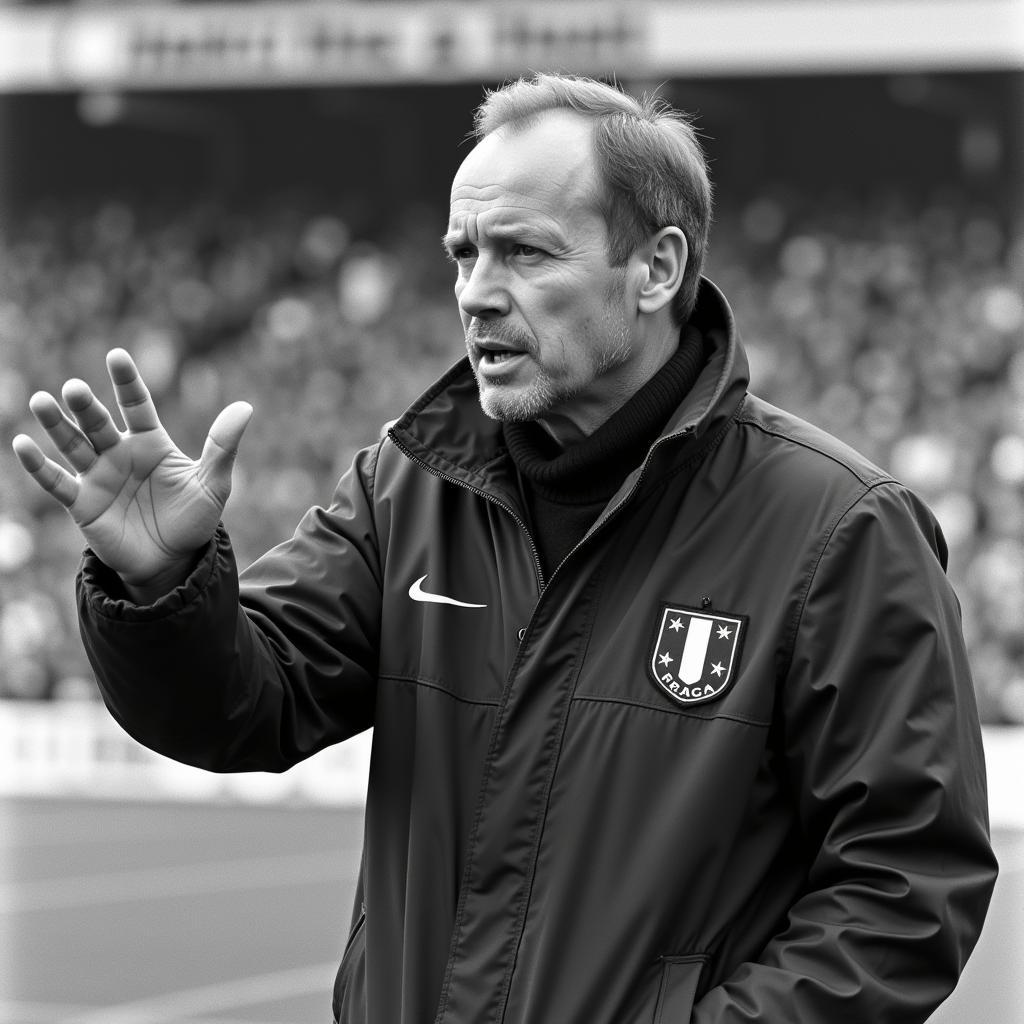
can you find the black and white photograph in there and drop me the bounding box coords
[1,2,1021,1022]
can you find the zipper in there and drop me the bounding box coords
[393,426,552,1024]
[388,430,547,594]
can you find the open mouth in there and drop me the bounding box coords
[468,322,534,376]
[475,342,529,372]
[480,349,524,365]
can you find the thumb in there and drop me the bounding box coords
[200,401,253,496]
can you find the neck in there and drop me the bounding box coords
[505,324,707,500]
[533,318,681,446]
[503,324,707,574]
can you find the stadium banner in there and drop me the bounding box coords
[0,700,1021,823]
[1,0,1023,92]
[0,699,373,806]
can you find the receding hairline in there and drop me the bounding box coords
[454,109,609,216]
[477,104,599,142]
[471,74,650,140]
[466,105,602,160]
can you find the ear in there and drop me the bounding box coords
[636,227,688,316]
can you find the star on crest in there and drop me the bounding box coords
[669,617,684,632]
[710,661,726,677]
[717,625,732,640]
[658,652,673,667]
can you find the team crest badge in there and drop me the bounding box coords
[649,604,747,706]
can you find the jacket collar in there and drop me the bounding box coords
[389,277,749,502]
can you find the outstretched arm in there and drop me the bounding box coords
[16,347,379,771]
[12,348,252,603]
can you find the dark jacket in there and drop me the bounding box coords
[79,279,997,1024]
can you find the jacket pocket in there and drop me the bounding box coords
[653,954,709,1024]
[333,909,367,1024]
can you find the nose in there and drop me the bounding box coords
[457,254,510,322]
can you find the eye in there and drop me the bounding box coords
[512,243,542,258]
[445,244,476,263]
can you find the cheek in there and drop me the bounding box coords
[536,277,613,338]
[523,289,580,345]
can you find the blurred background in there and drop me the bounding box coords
[0,1,1022,1022]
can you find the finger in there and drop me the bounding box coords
[106,348,161,432]
[200,401,253,496]
[27,389,99,474]
[62,378,123,454]
[11,434,81,508]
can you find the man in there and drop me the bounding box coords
[13,74,997,1024]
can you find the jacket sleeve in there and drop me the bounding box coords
[77,443,384,773]
[692,482,998,1024]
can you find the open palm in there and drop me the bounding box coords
[12,349,252,592]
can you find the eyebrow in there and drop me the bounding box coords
[440,231,464,254]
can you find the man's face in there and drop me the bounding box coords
[445,110,640,440]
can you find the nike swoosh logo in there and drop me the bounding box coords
[408,575,487,609]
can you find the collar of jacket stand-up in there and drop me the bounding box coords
[388,276,750,498]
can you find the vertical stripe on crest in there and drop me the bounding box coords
[678,616,712,684]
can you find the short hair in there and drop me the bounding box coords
[472,73,713,325]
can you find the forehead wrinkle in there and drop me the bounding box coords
[449,182,505,199]
[446,203,567,243]
[451,161,600,213]
[449,189,557,214]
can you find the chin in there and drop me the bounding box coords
[477,380,556,423]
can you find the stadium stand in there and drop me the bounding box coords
[1,183,1022,724]
[1,1,1022,728]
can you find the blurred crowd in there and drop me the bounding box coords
[1,185,1023,723]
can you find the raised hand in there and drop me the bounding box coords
[11,349,252,601]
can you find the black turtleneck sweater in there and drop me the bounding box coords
[503,327,706,580]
